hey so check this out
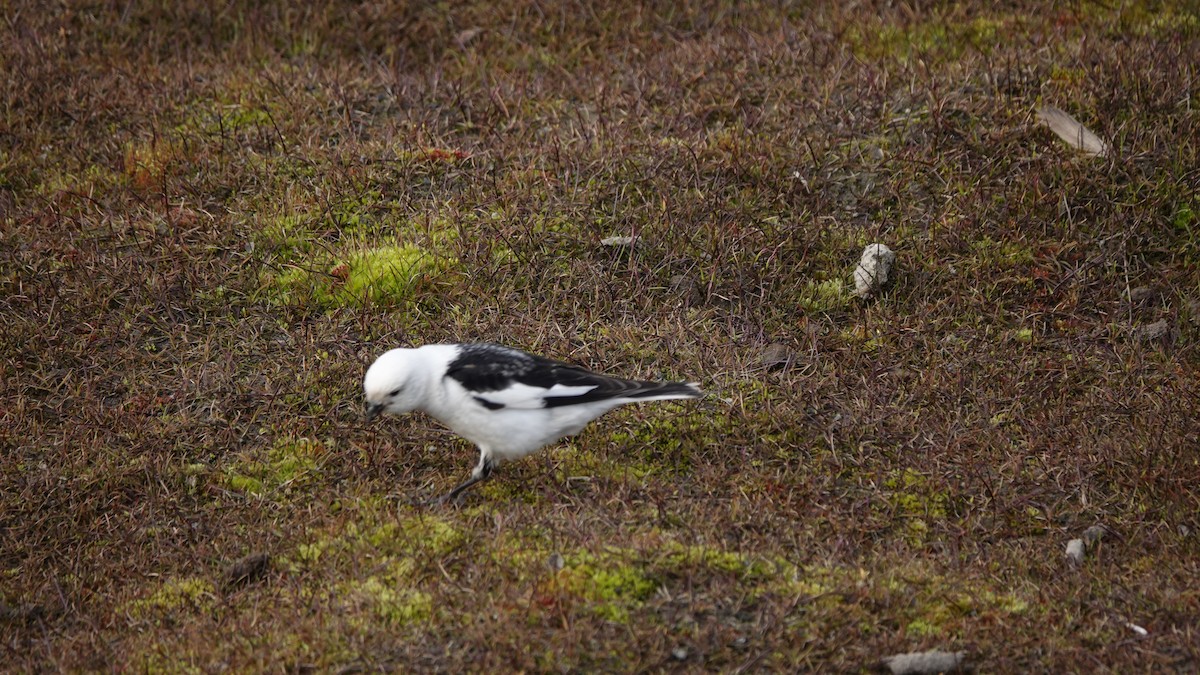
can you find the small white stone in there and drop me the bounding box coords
[1065,538,1086,565]
[853,243,896,298]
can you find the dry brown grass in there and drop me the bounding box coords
[3,0,1199,671]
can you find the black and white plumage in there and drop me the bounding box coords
[363,343,702,503]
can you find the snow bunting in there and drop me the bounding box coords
[364,343,701,503]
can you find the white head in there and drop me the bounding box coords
[363,348,428,420]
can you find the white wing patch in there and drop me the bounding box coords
[473,382,598,409]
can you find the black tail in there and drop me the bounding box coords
[542,378,702,408]
[625,381,703,401]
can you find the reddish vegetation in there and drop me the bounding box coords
[2,1,1198,671]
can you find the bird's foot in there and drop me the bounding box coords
[423,489,471,508]
[425,493,455,507]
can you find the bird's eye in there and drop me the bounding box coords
[389,388,402,397]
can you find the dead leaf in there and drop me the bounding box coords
[761,343,797,371]
[1036,105,1109,157]
[223,552,271,590]
[600,235,636,247]
[455,28,483,48]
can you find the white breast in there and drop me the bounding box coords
[423,380,623,461]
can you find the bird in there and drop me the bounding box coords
[363,342,702,503]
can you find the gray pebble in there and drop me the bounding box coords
[882,649,966,674]
[1135,320,1170,341]
[1082,525,1106,545]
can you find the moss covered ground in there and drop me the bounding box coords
[2,1,1198,671]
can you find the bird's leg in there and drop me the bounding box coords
[436,453,494,505]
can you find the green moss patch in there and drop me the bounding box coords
[342,569,433,627]
[224,437,323,498]
[357,512,465,559]
[847,13,1014,62]
[282,506,466,575]
[799,278,854,313]
[880,469,951,545]
[969,236,1035,269]
[258,230,458,307]
[125,577,215,622]
[549,550,660,623]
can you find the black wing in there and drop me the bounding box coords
[444,343,541,393]
[444,343,699,409]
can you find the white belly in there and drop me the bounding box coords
[425,399,620,461]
